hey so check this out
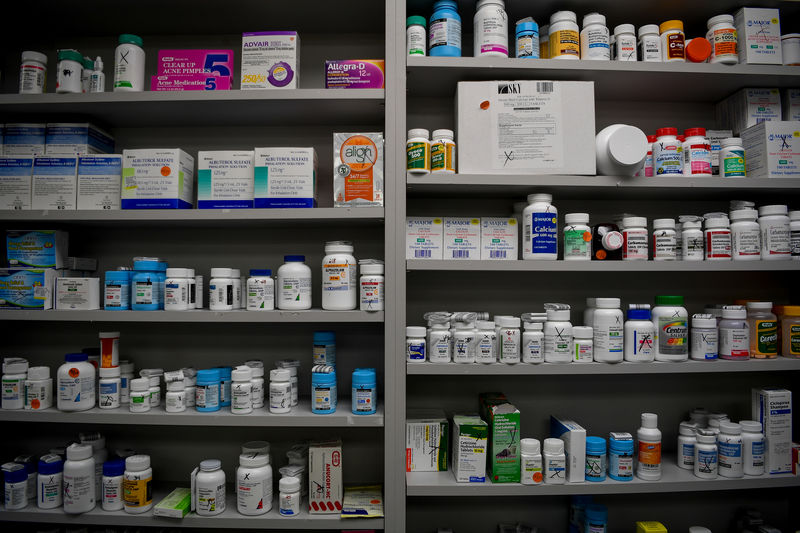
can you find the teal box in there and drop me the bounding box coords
[6,230,68,268]
[0,268,56,309]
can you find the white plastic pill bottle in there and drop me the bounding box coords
[614,24,637,61]
[652,218,677,261]
[237,452,273,515]
[113,34,145,92]
[278,255,312,310]
[63,443,96,514]
[563,213,591,261]
[638,25,662,62]
[322,241,357,310]
[523,193,558,260]
[195,459,226,516]
[209,268,235,311]
[580,13,610,60]
[474,0,509,57]
[123,455,153,514]
[549,11,580,60]
[57,353,95,412]
[247,269,275,311]
[593,298,623,362]
[730,208,761,260]
[359,260,385,311]
[19,51,48,94]
[758,204,791,261]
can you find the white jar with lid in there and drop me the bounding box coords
[677,421,698,469]
[24,365,52,410]
[563,213,591,261]
[98,367,121,409]
[164,268,191,311]
[544,306,573,363]
[681,219,704,260]
[247,269,275,311]
[719,138,746,178]
[57,353,95,412]
[758,204,791,260]
[2,357,28,410]
[653,128,683,176]
[614,24,637,61]
[406,128,431,174]
[593,298,623,362]
[622,217,648,261]
[523,193,558,260]
[783,34,800,66]
[652,218,677,261]
[624,308,655,362]
[638,25,661,62]
[430,129,456,174]
[209,268,235,311]
[19,51,48,94]
[474,0,509,57]
[542,438,566,484]
[427,321,451,363]
[580,13,610,60]
[690,314,718,361]
[129,377,150,413]
[476,320,497,364]
[522,316,545,363]
[269,369,292,414]
[453,320,477,363]
[277,256,312,310]
[706,15,738,64]
[704,215,732,261]
[322,241,357,310]
[572,326,593,363]
[549,11,580,60]
[56,49,83,94]
[279,476,301,516]
[717,421,743,478]
[123,455,152,514]
[595,124,648,176]
[730,208,761,260]
[694,429,718,479]
[165,371,186,413]
[359,260,385,311]
[231,268,243,309]
[195,459,226,516]
[739,420,765,476]
[682,128,712,176]
[231,366,253,414]
[497,316,521,364]
[63,443,95,513]
[406,326,427,363]
[719,305,749,360]
[237,453,272,515]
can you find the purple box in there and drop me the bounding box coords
[324,60,385,89]
[157,50,234,77]
[150,75,232,91]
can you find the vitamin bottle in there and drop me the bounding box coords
[522,313,546,363]
[277,256,312,310]
[406,326,427,363]
[544,304,573,363]
[580,13,610,60]
[747,302,778,359]
[740,420,765,476]
[429,0,462,57]
[195,369,220,412]
[691,314,718,360]
[694,429,718,479]
[63,443,95,513]
[622,217,648,261]
[758,204,791,260]
[624,308,655,362]
[608,432,634,481]
[406,129,431,174]
[57,353,96,412]
[719,305,750,360]
[430,129,456,174]
[720,138,746,177]
[731,208,761,260]
[585,437,607,481]
[474,0,508,57]
[312,331,336,367]
[523,193,558,260]
[3,463,28,510]
[549,11,580,59]
[129,377,150,413]
[520,438,543,485]
[476,320,497,364]
[231,366,253,415]
[19,51,48,94]
[636,413,662,480]
[704,214,732,261]
[89,56,105,93]
[638,25,661,62]
[37,454,63,509]
[497,316,521,364]
[592,222,623,260]
[113,34,145,91]
[195,460,226,516]
[782,306,800,358]
[542,438,566,484]
[572,326,593,363]
[677,421,698,470]
[453,319,477,363]
[563,213,591,260]
[2,357,28,410]
[515,17,540,58]
[614,24,637,61]
[279,476,301,516]
[717,422,743,478]
[707,15,738,64]
[593,298,623,363]
[98,367,121,409]
[407,16,427,56]
[123,455,152,514]
[659,20,685,61]
[653,128,683,176]
[652,295,688,362]
[652,218,677,261]
[246,269,274,310]
[427,320,452,363]
[682,128,712,176]
[56,49,83,94]
[237,453,272,515]
[681,218,704,260]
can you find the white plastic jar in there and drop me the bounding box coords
[164,268,191,311]
[694,429,718,479]
[572,326,593,363]
[37,454,63,509]
[407,16,427,56]
[690,314,718,361]
[195,459,226,516]
[474,0,509,57]
[24,365,52,411]
[719,138,746,178]
[652,295,688,362]
[704,215,732,261]
[406,326,427,363]
[237,453,273,515]
[269,369,292,414]
[123,455,152,514]
[652,218,677,261]
[653,128,683,176]
[595,124,648,176]
[245,362,265,409]
[63,443,95,514]
[231,366,253,415]
[544,306,573,363]
[2,357,28,410]
[246,269,275,311]
[681,219,704,260]
[563,213,591,261]
[520,438,543,485]
[322,241,357,310]
[277,256,312,310]
[119,361,134,405]
[638,25,661,62]
[523,193,558,260]
[497,316,521,364]
[659,20,685,61]
[580,13,610,60]
[406,128,431,175]
[428,322,451,363]
[209,268,235,311]
[717,421,744,478]
[19,51,48,94]
[677,421,698,470]
[430,129,456,174]
[113,34,145,92]
[129,377,150,413]
[593,298,623,362]
[549,11,580,59]
[614,24,637,61]
[622,216,649,261]
[165,371,186,413]
[706,15,738,64]
[359,260,385,311]
[453,320,477,364]
[542,438,566,484]
[522,316,545,363]
[57,353,95,412]
[682,128,712,176]
[56,49,83,94]
[730,208,761,260]
[740,420,765,476]
[758,205,791,260]
[624,308,655,362]
[476,320,497,364]
[279,476,301,516]
[98,367,121,409]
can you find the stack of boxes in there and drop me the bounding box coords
[406,217,518,260]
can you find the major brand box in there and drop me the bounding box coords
[0,157,33,210]
[452,414,488,483]
[716,88,782,135]
[550,415,586,483]
[6,230,68,268]
[406,409,448,472]
[77,155,122,210]
[308,439,342,514]
[253,148,317,208]
[56,277,100,310]
[324,60,385,89]
[121,149,194,209]
[444,217,480,260]
[241,32,299,90]
[752,387,792,474]
[45,123,114,155]
[333,133,384,207]
[783,89,800,121]
[406,217,443,260]
[481,217,518,260]
[4,124,45,156]
[0,268,56,310]
[734,8,782,65]
[198,151,255,208]
[456,81,596,175]
[31,156,78,210]
[741,121,800,178]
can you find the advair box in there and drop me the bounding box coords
[456,81,596,175]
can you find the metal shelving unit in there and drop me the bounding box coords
[406,260,800,272]
[0,310,384,323]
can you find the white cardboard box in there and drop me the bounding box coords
[752,387,792,474]
[444,217,480,260]
[121,149,194,209]
[45,123,115,155]
[308,439,342,514]
[480,218,518,260]
[550,415,586,483]
[456,81,596,175]
[406,217,443,260]
[198,150,255,209]
[253,147,317,208]
[3,124,45,156]
[741,121,800,178]
[716,88,782,135]
[783,89,800,121]
[406,409,448,472]
[734,8,782,65]
[451,414,488,483]
[56,277,101,310]
[77,155,122,210]
[240,32,299,90]
[31,156,78,210]
[0,157,33,210]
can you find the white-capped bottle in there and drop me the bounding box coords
[497,316,521,364]
[520,438,543,485]
[652,218,677,261]
[544,305,572,363]
[63,443,96,513]
[694,429,718,479]
[522,314,545,364]
[580,13,610,60]
[593,298,623,363]
[758,205,791,261]
[740,420,765,476]
[636,413,662,480]
[476,320,497,364]
[677,421,698,470]
[237,453,273,515]
[542,438,566,484]
[717,421,743,478]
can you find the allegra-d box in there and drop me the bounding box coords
[241,32,299,89]
[325,60,385,89]
[77,155,122,210]
[0,157,33,210]
[6,230,68,268]
[254,147,317,208]
[741,121,800,179]
[198,151,255,208]
[121,149,194,209]
[550,416,586,483]
[444,217,480,260]
[406,409,448,472]
[452,414,488,483]
[481,217,518,260]
[406,217,444,260]
[333,133,384,207]
[752,387,792,474]
[308,439,342,514]
[31,156,78,210]
[0,268,56,310]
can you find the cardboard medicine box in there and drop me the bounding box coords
[0,268,56,310]
[121,149,194,209]
[6,230,68,268]
[550,415,587,483]
[741,121,800,178]
[444,217,480,260]
[31,156,78,210]
[480,217,518,260]
[451,414,488,483]
[716,88,782,135]
[783,89,800,121]
[198,151,255,208]
[333,132,384,207]
[482,401,520,483]
[56,277,101,310]
[0,157,33,210]
[3,124,45,156]
[324,60,385,89]
[241,32,299,90]
[406,409,448,472]
[406,217,443,260]
[45,123,114,155]
[734,8,782,65]
[77,155,122,210]
[308,439,342,514]
[253,147,317,208]
[752,387,792,474]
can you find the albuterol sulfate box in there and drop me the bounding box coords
[308,439,342,514]
[122,149,194,209]
[0,157,33,210]
[406,409,448,472]
[550,415,587,483]
[4,124,45,156]
[451,414,488,483]
[77,155,122,210]
[6,230,68,268]
[741,121,800,178]
[198,151,255,208]
[406,217,444,260]
[324,60,385,89]
[752,387,793,474]
[45,123,115,155]
[241,32,299,90]
[444,217,481,260]
[333,133,384,207]
[253,148,317,208]
[56,277,100,310]
[734,8,782,65]
[31,156,78,210]
[481,218,518,260]
[0,268,56,310]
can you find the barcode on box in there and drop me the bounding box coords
[415,250,431,258]
[537,82,554,93]
[489,251,506,259]
[452,250,470,259]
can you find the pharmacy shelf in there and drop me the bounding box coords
[406,459,800,496]
[406,260,800,272]
[406,56,800,102]
[0,90,385,127]
[0,400,383,427]
[406,174,800,200]
[407,358,800,375]
[0,309,384,323]
[0,491,384,530]
[0,207,385,227]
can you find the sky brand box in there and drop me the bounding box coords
[253,147,317,208]
[406,217,444,260]
[752,387,792,473]
[325,60,385,89]
[308,439,342,514]
[456,81,596,175]
[333,132,384,207]
[241,31,299,90]
[735,8,782,65]
[551,415,586,483]
[122,149,194,209]
[151,74,233,91]
[6,230,68,268]
[77,155,122,210]
[56,277,100,310]
[31,156,78,210]
[444,217,480,260]
[717,88,782,135]
[45,123,114,155]
[741,121,800,178]
[406,409,448,472]
[0,268,56,310]
[0,157,33,210]
[783,89,800,121]
[481,218,518,260]
[157,49,234,76]
[4,124,45,156]
[452,414,488,483]
[198,151,255,208]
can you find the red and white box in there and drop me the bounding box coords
[309,439,343,514]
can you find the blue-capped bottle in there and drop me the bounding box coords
[516,17,540,58]
[311,365,337,415]
[351,368,377,415]
[429,0,462,57]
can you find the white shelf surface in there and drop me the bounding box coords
[0,309,383,323]
[407,260,800,272]
[0,492,384,529]
[406,459,800,496]
[0,400,383,427]
[407,358,800,375]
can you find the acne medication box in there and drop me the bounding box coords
[0,268,56,310]
[3,124,45,156]
[406,217,444,260]
[56,277,100,310]
[241,31,299,90]
[324,60,386,89]
[0,157,33,210]
[406,410,448,472]
[741,121,800,178]
[752,387,792,474]
[45,123,115,155]
[734,8,782,65]
[121,149,195,209]
[550,415,587,483]
[308,439,343,514]
[198,151,255,208]
[151,74,233,91]
[32,156,78,210]
[716,88,782,135]
[481,218,518,260]
[451,414,488,483]
[6,230,68,268]
[156,49,234,76]
[444,217,480,260]
[253,148,317,208]
[77,155,122,210]
[333,132,384,207]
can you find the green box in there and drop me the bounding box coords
[154,487,191,518]
[479,393,520,483]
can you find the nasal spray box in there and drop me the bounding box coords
[406,217,444,260]
[752,387,792,474]
[6,230,68,268]
[550,416,586,483]
[121,149,194,208]
[31,156,78,210]
[451,414,488,483]
[741,121,800,178]
[479,392,520,483]
[3,124,45,156]
[0,268,56,309]
[198,151,255,208]
[241,32,299,89]
[0,157,33,210]
[308,439,342,514]
[333,133,384,207]
[406,409,448,472]
[77,155,122,210]
[734,8,782,65]
[253,148,317,208]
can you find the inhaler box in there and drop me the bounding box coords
[77,155,122,210]
[452,414,488,483]
[121,149,195,209]
[444,217,480,260]
[6,230,68,268]
[406,217,444,260]
[198,151,255,208]
[31,156,78,210]
[716,88,782,135]
[734,8,782,65]
[480,218,518,260]
[705,130,733,175]
[253,148,317,208]
[0,157,33,210]
[324,60,385,89]
[741,121,800,178]
[752,387,792,474]
[550,416,587,483]
[308,439,342,514]
[4,124,45,156]
[783,89,800,121]
[456,81,596,175]
[241,31,299,90]
[0,268,56,310]
[55,277,100,310]
[45,123,115,155]
[406,409,448,472]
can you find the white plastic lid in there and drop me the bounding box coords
[242,441,270,454]
[246,361,265,378]
[565,213,589,225]
[730,208,758,221]
[231,268,241,277]
[270,368,291,382]
[2,357,28,374]
[200,459,221,472]
[476,0,504,10]
[606,125,648,166]
[746,301,773,310]
[708,418,722,429]
[99,367,120,378]
[572,326,593,339]
[783,33,800,39]
[120,361,134,373]
[520,438,541,455]
[695,429,717,444]
[166,378,185,391]
[705,216,729,229]
[582,13,606,27]
[679,421,698,436]
[682,219,702,230]
[708,411,728,421]
[281,365,297,377]
[166,268,190,278]
[126,455,151,471]
[586,297,597,307]
[527,193,552,204]
[546,309,570,321]
[622,216,647,229]
[524,321,543,331]
[98,331,119,339]
[148,376,160,387]
[790,210,800,221]
[187,268,195,277]
[240,452,269,467]
[432,129,454,140]
[476,320,495,330]
[595,297,621,309]
[739,420,762,433]
[638,24,659,38]
[408,128,430,139]
[653,218,675,230]
[130,377,149,392]
[79,433,105,450]
[280,476,301,492]
[324,241,355,254]
[722,306,746,319]
[361,262,384,275]
[543,438,564,454]
[22,51,48,64]
[719,421,742,435]
[66,443,93,461]
[758,204,789,217]
[692,314,717,329]
[496,316,521,327]
[550,10,577,25]
[406,326,427,337]
[26,366,50,380]
[232,366,252,381]
[641,412,658,429]
[601,231,624,250]
[720,137,742,148]
[614,23,635,35]
[707,14,734,29]
[210,268,233,278]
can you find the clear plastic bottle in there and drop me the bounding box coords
[719,305,750,360]
[747,301,778,359]
[593,298,623,362]
[636,413,662,480]
[580,13,610,60]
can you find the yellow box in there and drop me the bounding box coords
[636,522,667,533]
